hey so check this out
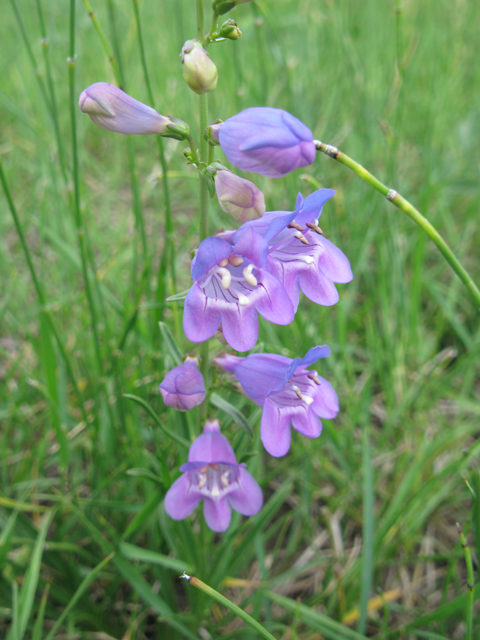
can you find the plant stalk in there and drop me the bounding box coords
[457,523,474,640]
[315,142,480,310]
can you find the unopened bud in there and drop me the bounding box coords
[218,19,242,40]
[214,170,265,223]
[204,119,223,145]
[79,82,174,136]
[213,0,252,15]
[180,40,218,95]
[164,116,191,141]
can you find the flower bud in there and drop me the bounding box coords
[219,107,316,178]
[159,361,206,411]
[204,119,223,145]
[79,82,173,135]
[214,169,265,223]
[218,19,242,40]
[180,40,218,95]
[213,0,252,15]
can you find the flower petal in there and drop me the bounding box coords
[261,398,292,457]
[164,475,202,520]
[188,428,237,465]
[191,236,233,280]
[232,226,268,267]
[311,376,339,419]
[221,303,259,352]
[203,498,232,532]
[228,468,263,516]
[285,345,331,382]
[291,408,322,438]
[314,236,353,284]
[295,188,336,228]
[255,271,295,326]
[297,267,340,307]
[183,284,222,343]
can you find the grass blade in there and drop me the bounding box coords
[358,428,374,634]
[123,394,190,448]
[159,321,183,366]
[210,392,253,438]
[120,541,192,573]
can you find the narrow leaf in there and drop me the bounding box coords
[159,321,182,366]
[120,542,192,573]
[210,393,253,438]
[123,394,189,448]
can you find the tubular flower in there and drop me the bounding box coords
[214,169,265,223]
[79,83,169,135]
[164,420,263,532]
[215,346,339,457]
[244,189,353,310]
[218,107,316,178]
[159,359,206,411]
[183,225,295,352]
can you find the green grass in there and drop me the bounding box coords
[1,0,480,638]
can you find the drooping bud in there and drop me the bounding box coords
[159,361,206,411]
[219,107,316,178]
[79,82,175,136]
[218,19,242,40]
[180,40,218,95]
[204,119,223,145]
[214,169,265,223]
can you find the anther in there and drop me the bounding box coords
[229,254,244,267]
[299,256,314,264]
[294,232,309,245]
[217,267,231,289]
[218,258,229,267]
[306,222,323,234]
[292,384,303,400]
[307,373,321,385]
[221,471,229,488]
[237,293,250,306]
[288,222,303,231]
[243,264,258,287]
[198,473,207,489]
[303,396,314,406]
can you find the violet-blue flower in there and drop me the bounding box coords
[159,359,206,411]
[215,346,339,457]
[164,420,263,532]
[244,189,353,310]
[218,107,316,178]
[183,226,294,352]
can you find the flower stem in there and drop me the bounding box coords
[181,574,276,640]
[315,141,480,310]
[457,523,474,640]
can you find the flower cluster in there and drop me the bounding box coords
[79,5,353,533]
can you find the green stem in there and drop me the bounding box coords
[315,142,480,310]
[69,0,104,375]
[82,0,121,85]
[457,523,474,640]
[182,574,276,640]
[0,158,87,424]
[199,96,210,423]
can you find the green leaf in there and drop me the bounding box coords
[165,289,189,302]
[158,321,182,366]
[126,468,164,485]
[120,541,193,573]
[121,488,163,540]
[210,392,253,438]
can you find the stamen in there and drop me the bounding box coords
[221,471,229,488]
[303,395,314,406]
[288,221,303,231]
[306,222,323,235]
[237,292,250,306]
[294,232,309,245]
[198,472,207,489]
[307,373,321,385]
[243,264,258,287]
[229,254,244,267]
[292,384,303,400]
[298,255,314,264]
[218,258,229,267]
[217,267,231,289]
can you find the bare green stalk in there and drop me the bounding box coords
[315,142,480,310]
[181,573,277,640]
[457,523,474,640]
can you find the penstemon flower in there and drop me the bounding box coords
[183,226,294,352]
[159,359,206,411]
[218,107,316,178]
[215,346,339,457]
[164,420,263,532]
[79,83,190,139]
[180,40,218,95]
[244,189,353,310]
[214,169,265,223]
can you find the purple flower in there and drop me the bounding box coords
[159,359,206,411]
[214,169,265,223]
[215,346,339,457]
[183,225,295,352]
[164,420,263,532]
[244,189,353,310]
[79,83,189,139]
[218,107,316,178]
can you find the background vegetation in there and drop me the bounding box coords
[1,0,479,637]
